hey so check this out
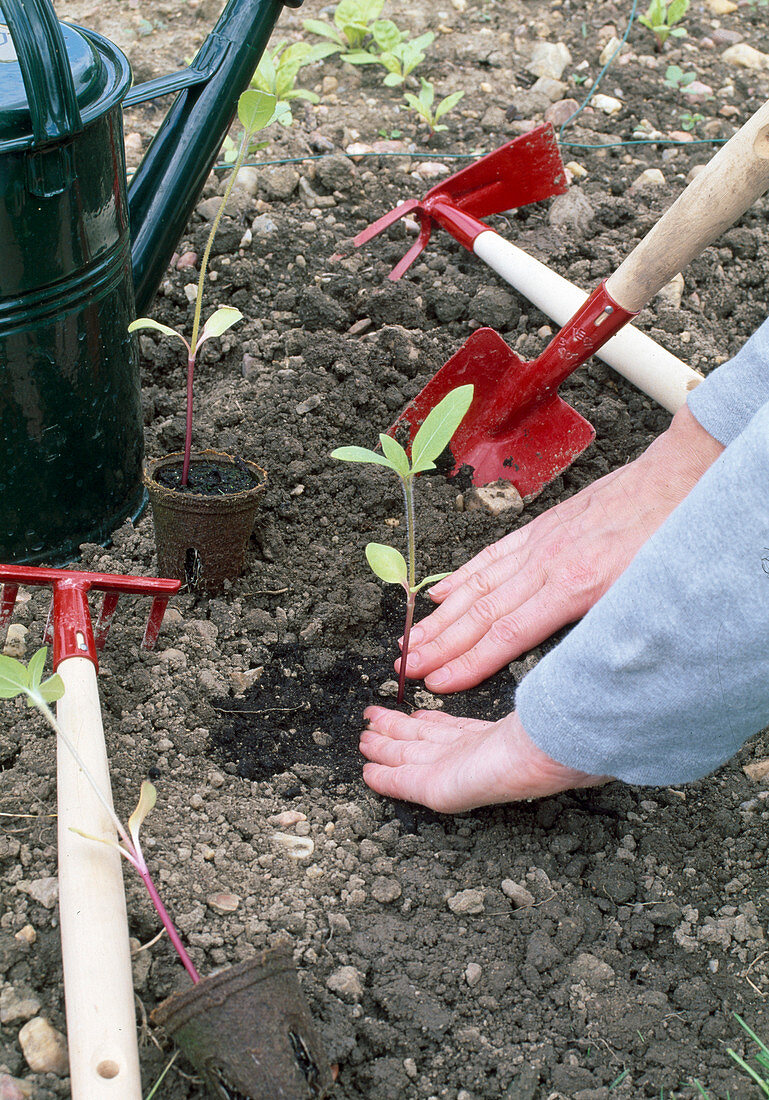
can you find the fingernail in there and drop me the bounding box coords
[426,668,448,687]
[408,627,424,647]
[428,579,449,596]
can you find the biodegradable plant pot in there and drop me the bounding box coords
[151,947,333,1100]
[144,450,267,595]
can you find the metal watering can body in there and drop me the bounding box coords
[0,0,300,566]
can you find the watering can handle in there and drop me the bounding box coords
[0,0,83,145]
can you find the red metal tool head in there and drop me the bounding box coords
[353,125,567,279]
[0,564,181,670]
[389,284,636,497]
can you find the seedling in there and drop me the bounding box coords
[679,110,704,132]
[403,78,465,134]
[373,31,435,87]
[332,385,473,703]
[250,40,332,125]
[0,649,200,984]
[129,88,278,486]
[638,0,689,51]
[663,64,696,91]
[303,0,386,52]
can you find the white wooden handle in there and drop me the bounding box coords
[56,657,142,1099]
[474,231,703,412]
[606,99,769,311]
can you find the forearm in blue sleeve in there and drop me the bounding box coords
[688,315,769,445]
[516,400,769,786]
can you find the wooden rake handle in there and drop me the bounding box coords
[607,99,769,312]
[57,657,142,1099]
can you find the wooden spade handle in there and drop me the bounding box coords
[606,99,769,311]
[56,657,142,1099]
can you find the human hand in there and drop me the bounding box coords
[360,705,607,812]
[399,405,724,693]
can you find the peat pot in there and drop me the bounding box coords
[145,450,267,595]
[151,947,332,1100]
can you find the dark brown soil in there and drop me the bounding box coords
[3,1,769,1098]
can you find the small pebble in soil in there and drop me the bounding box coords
[18,1018,68,1076]
[272,832,314,859]
[464,963,483,987]
[501,880,536,908]
[326,966,365,1001]
[447,889,485,915]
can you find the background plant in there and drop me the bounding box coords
[638,0,690,51]
[249,39,332,125]
[129,89,277,485]
[0,649,200,984]
[303,0,387,53]
[663,64,696,91]
[332,385,473,704]
[403,78,465,134]
[679,109,704,132]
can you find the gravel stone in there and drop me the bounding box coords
[447,889,485,915]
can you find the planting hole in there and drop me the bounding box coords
[76,631,87,651]
[96,1059,120,1079]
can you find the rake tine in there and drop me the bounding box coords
[0,584,18,628]
[43,598,54,646]
[142,597,170,651]
[388,214,433,281]
[353,198,420,246]
[93,592,120,651]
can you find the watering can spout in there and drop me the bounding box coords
[127,0,302,315]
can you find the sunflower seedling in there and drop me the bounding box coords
[332,385,473,703]
[129,88,278,486]
[0,648,200,984]
[403,78,465,134]
[638,0,689,51]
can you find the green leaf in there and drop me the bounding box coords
[412,571,450,593]
[0,654,29,699]
[365,543,408,586]
[378,434,410,479]
[667,0,689,25]
[26,647,46,692]
[418,77,435,108]
[302,18,345,46]
[128,318,185,342]
[199,307,243,344]
[38,673,64,704]
[372,19,402,51]
[434,90,465,121]
[331,445,395,470]
[69,826,121,852]
[237,89,277,133]
[410,385,473,474]
[383,71,404,86]
[341,49,382,64]
[411,32,435,51]
[128,780,157,849]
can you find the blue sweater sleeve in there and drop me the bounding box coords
[688,315,769,445]
[515,398,769,786]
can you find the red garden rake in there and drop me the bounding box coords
[0,564,180,1100]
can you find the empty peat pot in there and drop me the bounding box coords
[151,946,332,1099]
[144,450,267,595]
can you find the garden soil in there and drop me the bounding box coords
[2,0,769,1097]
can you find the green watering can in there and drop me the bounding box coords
[0,0,300,565]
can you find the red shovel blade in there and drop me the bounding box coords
[389,329,595,498]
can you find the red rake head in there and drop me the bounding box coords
[353,125,567,279]
[0,564,181,670]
